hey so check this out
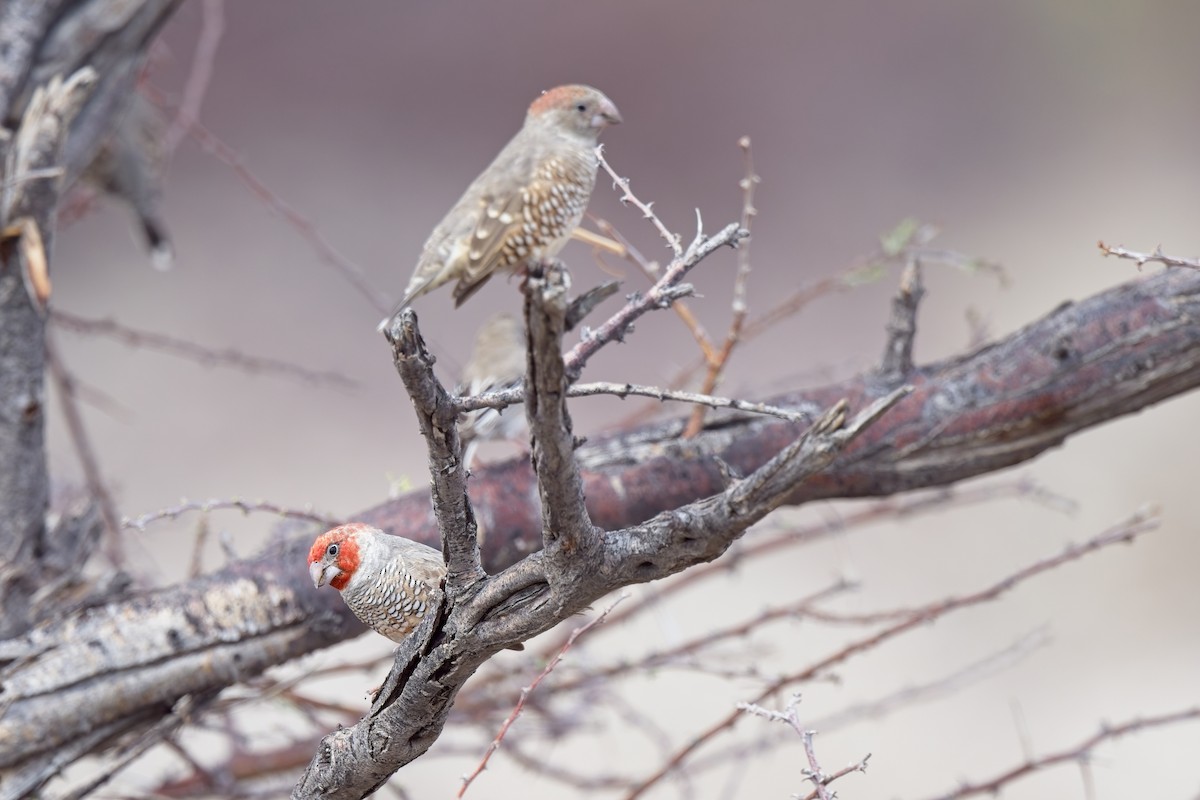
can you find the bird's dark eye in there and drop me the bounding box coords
[576,103,588,113]
[326,543,339,557]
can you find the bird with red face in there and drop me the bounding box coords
[307,523,446,642]
[378,83,621,329]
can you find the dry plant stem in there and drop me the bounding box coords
[1098,240,1200,271]
[684,135,760,437]
[0,68,96,639]
[690,633,1043,789]
[921,706,1200,800]
[801,731,834,800]
[292,286,902,797]
[44,330,123,562]
[457,595,625,798]
[51,309,359,388]
[624,508,1159,799]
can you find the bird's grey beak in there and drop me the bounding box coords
[310,561,338,589]
[593,103,622,128]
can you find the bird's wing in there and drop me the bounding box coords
[450,186,537,306]
[447,135,554,306]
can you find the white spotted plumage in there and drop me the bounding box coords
[308,523,446,643]
[377,84,620,330]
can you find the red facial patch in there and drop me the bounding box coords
[308,523,365,592]
[529,85,588,116]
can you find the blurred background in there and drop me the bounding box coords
[48,1,1200,797]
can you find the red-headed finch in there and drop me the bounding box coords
[308,523,445,642]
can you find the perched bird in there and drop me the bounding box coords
[378,84,621,330]
[79,90,173,270]
[457,312,528,466]
[308,523,446,643]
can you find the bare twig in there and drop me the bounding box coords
[738,694,862,800]
[58,694,203,800]
[562,222,746,382]
[122,497,339,531]
[1098,240,1200,271]
[684,136,760,437]
[182,117,391,314]
[457,594,626,798]
[597,145,682,257]
[590,214,717,362]
[456,379,814,424]
[550,581,853,695]
[164,0,224,152]
[45,331,123,563]
[809,628,1050,732]
[625,507,1160,798]
[921,707,1200,800]
[51,309,359,388]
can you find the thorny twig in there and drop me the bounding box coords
[561,221,745,382]
[123,497,340,531]
[684,136,760,437]
[1098,240,1200,271]
[738,694,866,800]
[596,145,682,257]
[618,220,1002,429]
[587,213,717,363]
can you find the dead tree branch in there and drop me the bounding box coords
[0,0,183,636]
[1,264,1198,784]
[291,266,903,797]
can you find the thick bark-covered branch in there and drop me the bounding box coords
[292,272,900,798]
[0,0,182,642]
[385,310,484,595]
[524,261,600,558]
[3,265,1199,781]
[0,70,96,640]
